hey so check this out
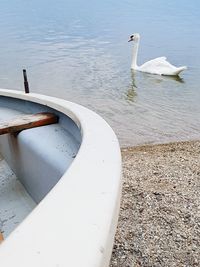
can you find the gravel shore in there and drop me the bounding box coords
[110,140,200,267]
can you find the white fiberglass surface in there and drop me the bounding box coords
[0,155,36,238]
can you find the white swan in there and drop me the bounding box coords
[128,33,187,76]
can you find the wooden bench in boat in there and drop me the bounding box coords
[0,112,58,135]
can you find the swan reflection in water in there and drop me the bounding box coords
[125,70,185,103]
[169,75,185,83]
[142,72,185,85]
[125,71,137,102]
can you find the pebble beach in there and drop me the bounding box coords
[110,140,200,267]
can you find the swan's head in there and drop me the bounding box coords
[128,33,140,42]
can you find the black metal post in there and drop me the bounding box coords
[23,69,30,93]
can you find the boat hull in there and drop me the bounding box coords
[0,89,122,267]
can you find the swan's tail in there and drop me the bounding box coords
[175,66,187,76]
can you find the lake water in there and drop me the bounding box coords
[0,0,200,146]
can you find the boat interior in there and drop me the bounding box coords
[0,95,82,240]
[0,155,36,238]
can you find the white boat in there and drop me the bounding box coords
[0,88,122,267]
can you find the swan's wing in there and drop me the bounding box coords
[140,57,174,69]
[152,56,167,62]
[139,56,178,75]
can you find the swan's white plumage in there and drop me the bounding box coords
[138,56,187,76]
[129,34,187,76]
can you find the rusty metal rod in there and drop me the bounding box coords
[23,69,30,93]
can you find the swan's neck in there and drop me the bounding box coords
[131,39,139,69]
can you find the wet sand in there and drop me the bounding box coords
[110,140,200,267]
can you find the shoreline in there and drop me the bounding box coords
[110,139,200,267]
[120,138,200,150]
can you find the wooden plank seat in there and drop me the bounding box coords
[0,113,58,135]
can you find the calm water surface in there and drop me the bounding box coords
[0,0,200,146]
